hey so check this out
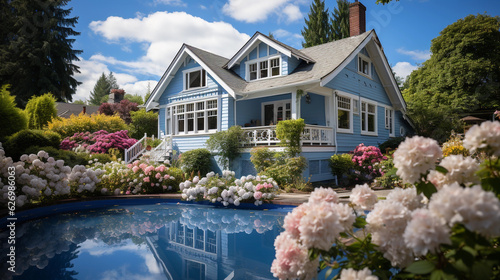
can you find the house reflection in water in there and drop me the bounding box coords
[145,220,281,280]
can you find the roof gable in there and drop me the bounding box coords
[145,44,237,111]
[224,32,315,70]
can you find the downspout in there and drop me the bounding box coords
[333,91,339,186]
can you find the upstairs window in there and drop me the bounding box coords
[358,54,371,78]
[247,56,281,81]
[184,68,207,90]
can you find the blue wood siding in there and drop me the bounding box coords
[221,96,235,130]
[300,93,326,126]
[171,136,209,153]
[158,107,166,136]
[325,47,400,153]
[235,94,291,126]
[258,42,267,58]
[287,56,301,74]
[249,47,257,60]
[269,46,277,55]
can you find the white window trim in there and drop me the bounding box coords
[182,66,207,92]
[245,55,281,82]
[261,99,292,125]
[360,98,378,136]
[384,106,395,137]
[357,53,372,79]
[336,94,354,134]
[167,98,219,136]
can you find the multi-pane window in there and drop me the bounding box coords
[337,96,352,132]
[169,99,218,134]
[358,54,371,77]
[185,69,207,90]
[247,57,281,81]
[385,108,394,136]
[361,101,377,134]
[262,100,291,125]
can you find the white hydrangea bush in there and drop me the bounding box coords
[180,170,279,206]
[272,121,500,280]
[0,146,104,207]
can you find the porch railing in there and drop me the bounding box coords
[125,133,147,163]
[241,125,333,147]
[150,135,172,163]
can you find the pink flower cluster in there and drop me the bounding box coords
[123,160,173,194]
[60,130,137,154]
[255,182,274,191]
[352,144,386,178]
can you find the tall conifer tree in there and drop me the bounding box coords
[331,0,351,41]
[0,0,82,106]
[302,0,330,47]
[89,72,118,106]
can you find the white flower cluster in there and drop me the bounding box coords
[68,165,104,193]
[180,171,279,206]
[463,120,500,156]
[427,155,480,189]
[339,267,378,280]
[393,136,442,184]
[273,188,355,279]
[349,184,378,210]
[0,148,105,207]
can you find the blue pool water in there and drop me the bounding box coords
[0,200,295,280]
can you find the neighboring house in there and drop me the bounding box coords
[145,1,413,182]
[56,102,99,118]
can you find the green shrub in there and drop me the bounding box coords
[167,167,184,188]
[378,137,405,154]
[4,130,61,160]
[47,113,128,138]
[260,155,307,189]
[83,153,115,165]
[0,85,28,142]
[329,153,355,187]
[23,146,88,167]
[129,109,158,139]
[206,126,244,169]
[276,118,305,157]
[181,148,212,177]
[25,93,57,129]
[250,146,276,173]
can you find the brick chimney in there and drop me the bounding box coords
[349,0,366,36]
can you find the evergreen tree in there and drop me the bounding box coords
[0,0,82,106]
[24,93,58,129]
[0,85,28,142]
[88,72,118,105]
[302,0,331,47]
[331,0,351,41]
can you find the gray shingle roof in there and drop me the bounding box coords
[186,31,373,95]
[56,102,100,118]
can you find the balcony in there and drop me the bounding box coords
[241,125,334,147]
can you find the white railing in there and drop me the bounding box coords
[150,135,172,162]
[125,133,147,163]
[241,124,334,147]
[301,125,334,146]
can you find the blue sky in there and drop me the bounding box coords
[69,0,500,102]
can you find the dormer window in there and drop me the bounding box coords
[247,56,281,81]
[357,54,371,78]
[184,68,207,91]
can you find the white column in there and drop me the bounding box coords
[291,89,301,119]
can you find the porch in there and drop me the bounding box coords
[240,124,334,147]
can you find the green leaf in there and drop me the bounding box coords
[416,181,438,199]
[472,261,492,280]
[430,269,446,280]
[435,165,449,175]
[353,216,367,228]
[405,260,436,275]
[480,177,500,195]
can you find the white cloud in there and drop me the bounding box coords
[396,48,431,61]
[282,4,303,22]
[393,61,419,79]
[76,11,250,103]
[273,29,303,49]
[153,0,186,7]
[222,0,290,23]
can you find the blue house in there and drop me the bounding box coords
[145,1,412,182]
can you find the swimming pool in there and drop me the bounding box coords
[0,199,295,280]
